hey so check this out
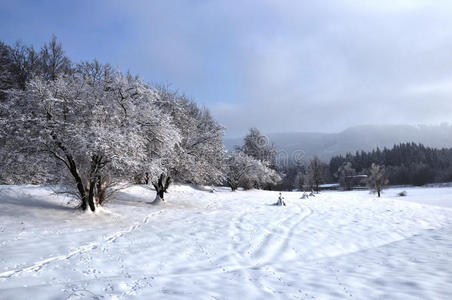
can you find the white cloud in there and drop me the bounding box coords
[3,0,452,137]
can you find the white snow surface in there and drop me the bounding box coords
[1,184,452,299]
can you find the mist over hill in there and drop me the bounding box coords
[224,124,452,162]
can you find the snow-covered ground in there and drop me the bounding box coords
[1,184,452,299]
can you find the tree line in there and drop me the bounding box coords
[330,142,452,186]
[271,141,452,192]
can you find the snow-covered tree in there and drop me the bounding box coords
[251,159,282,189]
[0,71,179,211]
[1,37,232,207]
[238,127,276,165]
[224,151,281,191]
[367,163,388,197]
[224,152,256,191]
[155,87,225,185]
[75,59,114,86]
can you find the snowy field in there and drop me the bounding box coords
[1,184,452,299]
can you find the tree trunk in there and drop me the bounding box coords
[96,176,106,206]
[377,189,381,197]
[51,133,88,210]
[66,154,88,210]
[87,179,96,212]
[151,173,171,204]
[228,181,237,191]
[85,155,106,212]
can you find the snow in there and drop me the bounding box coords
[319,183,340,188]
[1,184,452,299]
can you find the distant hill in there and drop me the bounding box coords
[224,124,452,162]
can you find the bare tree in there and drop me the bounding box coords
[294,171,307,191]
[307,156,325,192]
[367,163,389,197]
[40,35,72,80]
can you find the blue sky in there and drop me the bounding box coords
[2,0,452,137]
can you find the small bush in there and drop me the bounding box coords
[397,191,407,197]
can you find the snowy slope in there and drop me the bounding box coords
[1,185,452,299]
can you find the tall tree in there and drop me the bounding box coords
[306,156,325,192]
[239,127,277,166]
[155,86,225,185]
[40,35,72,81]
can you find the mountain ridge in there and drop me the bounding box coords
[224,124,452,162]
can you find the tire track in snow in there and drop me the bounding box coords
[231,204,299,259]
[143,201,311,280]
[268,204,313,263]
[227,200,312,268]
[226,210,266,297]
[0,209,164,279]
[222,199,313,298]
[247,202,312,264]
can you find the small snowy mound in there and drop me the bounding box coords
[150,195,164,205]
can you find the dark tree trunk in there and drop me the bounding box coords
[85,154,108,212]
[227,180,237,191]
[96,176,106,206]
[51,133,88,210]
[152,173,171,204]
[87,178,96,212]
[65,154,88,210]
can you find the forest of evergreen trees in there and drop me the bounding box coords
[329,143,452,186]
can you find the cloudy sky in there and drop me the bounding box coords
[2,0,452,137]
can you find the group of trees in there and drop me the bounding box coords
[0,37,71,99]
[335,161,388,197]
[0,37,225,211]
[330,142,452,186]
[275,156,331,192]
[292,157,331,192]
[265,141,452,195]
